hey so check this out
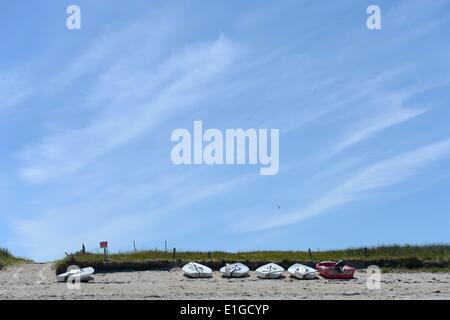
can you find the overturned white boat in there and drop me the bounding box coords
[182,262,212,278]
[288,263,318,280]
[256,263,284,279]
[220,263,249,278]
[56,267,95,283]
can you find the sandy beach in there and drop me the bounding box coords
[0,263,448,300]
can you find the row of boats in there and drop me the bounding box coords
[55,260,355,283]
[182,260,356,280]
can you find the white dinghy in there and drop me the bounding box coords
[220,263,249,278]
[182,262,213,278]
[256,263,284,279]
[56,267,95,283]
[288,263,318,280]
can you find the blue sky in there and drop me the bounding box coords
[1,0,450,261]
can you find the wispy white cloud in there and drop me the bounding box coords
[323,74,447,159]
[249,137,450,231]
[18,34,238,184]
[45,12,177,97]
[0,70,31,111]
[334,106,427,153]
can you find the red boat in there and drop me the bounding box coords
[316,261,355,279]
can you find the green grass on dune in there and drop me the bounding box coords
[80,244,450,261]
[55,244,450,273]
[0,248,29,269]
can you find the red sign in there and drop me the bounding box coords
[100,241,108,249]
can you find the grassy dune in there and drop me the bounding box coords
[55,244,450,274]
[0,248,29,269]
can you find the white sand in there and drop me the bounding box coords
[0,263,448,300]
